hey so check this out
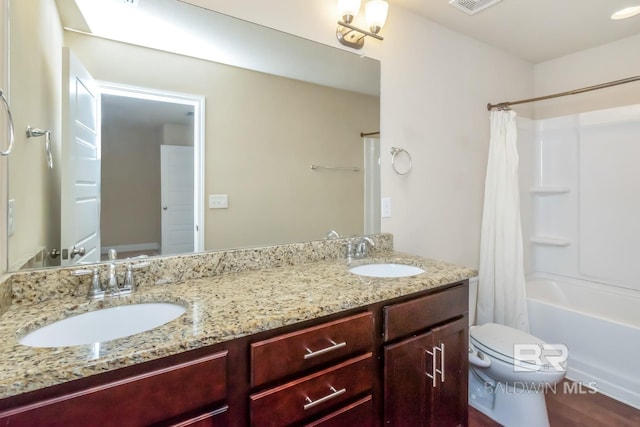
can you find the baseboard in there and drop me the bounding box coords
[101,242,160,255]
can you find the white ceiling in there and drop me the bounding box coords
[393,0,640,63]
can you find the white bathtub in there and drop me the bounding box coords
[526,273,640,409]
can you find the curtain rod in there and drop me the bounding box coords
[487,75,640,111]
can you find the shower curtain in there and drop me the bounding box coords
[477,110,529,332]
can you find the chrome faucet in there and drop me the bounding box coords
[105,248,120,296]
[355,237,375,259]
[344,236,376,262]
[326,230,340,239]
[105,262,120,295]
[71,250,149,299]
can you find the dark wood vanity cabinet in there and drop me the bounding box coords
[383,285,469,427]
[0,350,230,427]
[0,281,469,427]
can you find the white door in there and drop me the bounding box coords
[161,145,194,255]
[60,48,101,265]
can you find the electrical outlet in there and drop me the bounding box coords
[209,194,228,209]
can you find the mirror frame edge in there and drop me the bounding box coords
[1,0,9,275]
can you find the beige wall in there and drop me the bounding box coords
[163,124,193,147]
[101,122,162,249]
[534,34,640,119]
[7,0,62,270]
[379,9,533,268]
[66,32,378,250]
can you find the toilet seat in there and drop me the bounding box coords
[470,323,559,371]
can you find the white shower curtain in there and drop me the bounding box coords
[477,110,529,332]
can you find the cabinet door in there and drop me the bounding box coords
[384,316,468,427]
[384,332,434,427]
[431,316,468,427]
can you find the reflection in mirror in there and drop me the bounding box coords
[7,0,380,271]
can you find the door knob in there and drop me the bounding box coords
[70,246,86,259]
[48,249,61,259]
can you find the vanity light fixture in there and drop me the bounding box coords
[610,5,640,20]
[336,0,389,49]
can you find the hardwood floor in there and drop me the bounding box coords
[468,380,640,427]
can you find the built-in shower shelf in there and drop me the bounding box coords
[530,236,571,246]
[530,187,570,194]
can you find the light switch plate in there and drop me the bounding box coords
[8,199,15,236]
[209,194,228,209]
[381,197,391,218]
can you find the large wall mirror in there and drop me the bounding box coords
[7,0,380,271]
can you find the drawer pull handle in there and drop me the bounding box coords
[303,386,346,410]
[304,339,347,360]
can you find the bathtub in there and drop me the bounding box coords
[526,273,640,410]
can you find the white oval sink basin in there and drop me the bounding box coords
[349,263,425,278]
[20,302,186,348]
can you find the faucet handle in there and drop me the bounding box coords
[72,267,104,299]
[122,262,150,292]
[71,268,93,277]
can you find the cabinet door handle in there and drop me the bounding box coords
[303,386,346,410]
[304,339,346,360]
[425,343,445,387]
[440,343,446,383]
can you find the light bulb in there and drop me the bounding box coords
[611,5,640,20]
[365,0,389,34]
[338,0,361,24]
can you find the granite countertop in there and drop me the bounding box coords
[0,252,476,399]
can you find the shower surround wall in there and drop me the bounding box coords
[527,104,640,290]
[521,104,640,409]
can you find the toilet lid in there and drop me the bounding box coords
[470,323,547,363]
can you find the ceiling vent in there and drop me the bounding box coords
[448,0,502,15]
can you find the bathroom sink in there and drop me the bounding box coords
[19,302,186,348]
[349,263,425,278]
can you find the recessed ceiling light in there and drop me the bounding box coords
[611,5,640,20]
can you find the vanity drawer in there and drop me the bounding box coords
[251,312,373,387]
[250,353,373,426]
[168,405,229,427]
[383,284,468,342]
[304,395,374,427]
[0,351,228,427]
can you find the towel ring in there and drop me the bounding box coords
[0,90,15,156]
[390,147,412,175]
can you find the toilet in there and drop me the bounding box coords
[467,279,567,427]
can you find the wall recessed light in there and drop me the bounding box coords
[611,5,640,20]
